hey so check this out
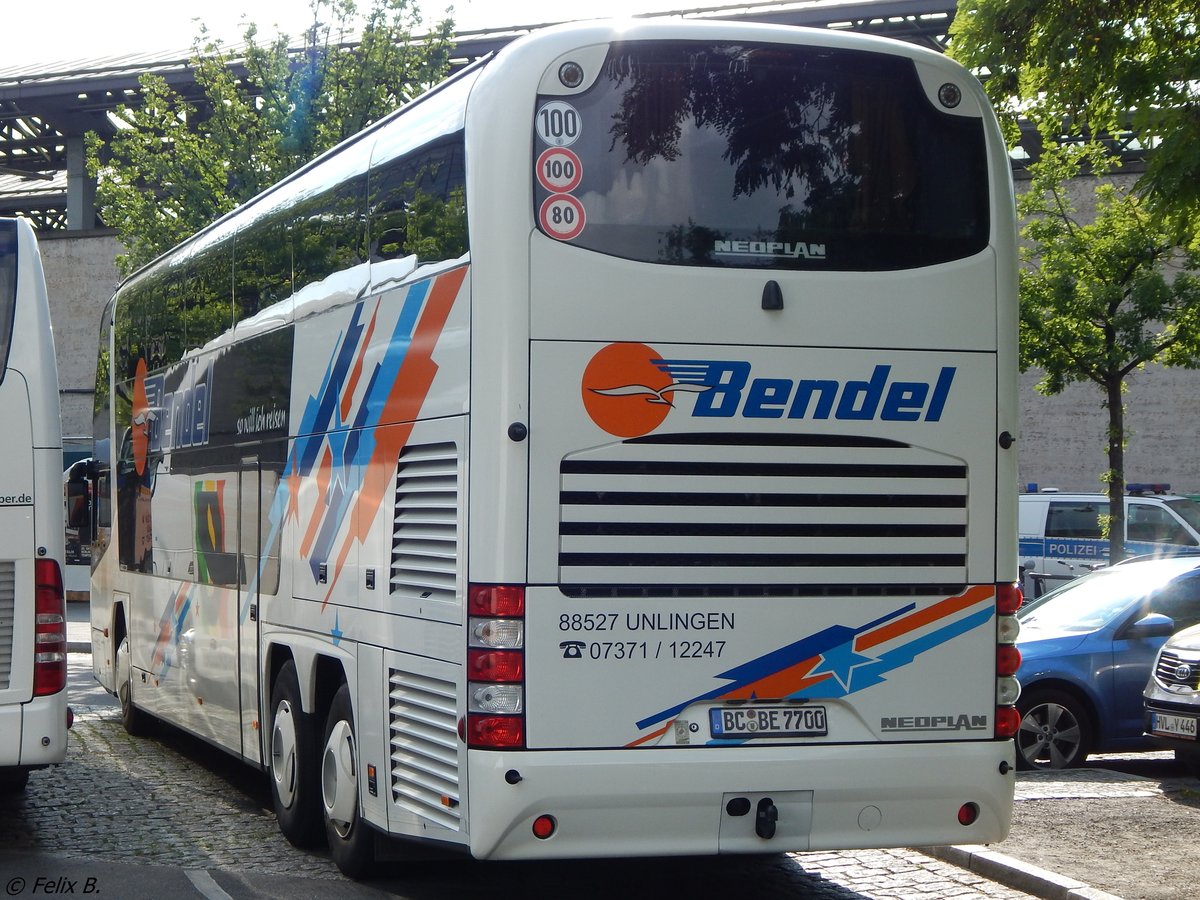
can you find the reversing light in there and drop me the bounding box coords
[470,617,524,649]
[997,615,1020,644]
[996,677,1021,706]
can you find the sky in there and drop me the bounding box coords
[5,0,730,68]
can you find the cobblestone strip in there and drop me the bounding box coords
[0,705,340,880]
[2,708,1038,898]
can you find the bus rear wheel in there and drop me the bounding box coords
[269,661,324,848]
[117,634,154,737]
[322,683,374,878]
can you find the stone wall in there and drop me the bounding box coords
[37,230,121,454]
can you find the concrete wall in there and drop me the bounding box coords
[37,230,121,455]
[33,227,1200,494]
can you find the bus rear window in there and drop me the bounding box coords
[533,41,989,271]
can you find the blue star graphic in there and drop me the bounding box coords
[810,642,876,693]
[331,610,343,647]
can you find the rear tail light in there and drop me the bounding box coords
[34,558,67,697]
[995,582,1022,739]
[466,584,525,749]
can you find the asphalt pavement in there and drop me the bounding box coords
[60,601,1183,900]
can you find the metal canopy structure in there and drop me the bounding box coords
[0,0,958,232]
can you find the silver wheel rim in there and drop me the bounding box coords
[1018,700,1082,769]
[322,719,357,839]
[271,700,299,809]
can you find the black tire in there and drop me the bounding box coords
[0,769,30,794]
[269,661,324,848]
[1015,688,1093,770]
[117,634,155,737]
[322,683,374,878]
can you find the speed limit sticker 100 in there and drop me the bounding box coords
[536,100,581,147]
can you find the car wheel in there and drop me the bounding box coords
[1016,688,1093,770]
[269,661,324,848]
[322,683,374,878]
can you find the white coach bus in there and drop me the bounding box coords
[87,19,1021,876]
[0,217,69,792]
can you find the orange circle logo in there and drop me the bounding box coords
[582,343,674,438]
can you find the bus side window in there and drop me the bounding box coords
[369,135,467,266]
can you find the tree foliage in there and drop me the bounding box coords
[1018,141,1200,560]
[950,0,1200,243]
[87,0,454,274]
[951,1,1200,560]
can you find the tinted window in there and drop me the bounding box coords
[1045,501,1102,539]
[534,41,989,271]
[369,136,467,265]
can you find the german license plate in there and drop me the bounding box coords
[710,705,827,739]
[1151,711,1198,740]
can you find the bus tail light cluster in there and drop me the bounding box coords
[994,582,1022,739]
[33,558,67,697]
[464,584,525,749]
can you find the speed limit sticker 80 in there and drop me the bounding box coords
[539,194,586,241]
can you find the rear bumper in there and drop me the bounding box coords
[0,690,69,769]
[459,740,1014,860]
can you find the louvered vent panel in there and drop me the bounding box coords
[391,442,458,602]
[0,561,15,689]
[389,667,461,830]
[559,436,968,597]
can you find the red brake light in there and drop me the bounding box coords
[468,584,526,617]
[467,714,525,748]
[996,582,1023,615]
[468,649,525,683]
[34,558,67,697]
[996,644,1022,677]
[995,706,1021,739]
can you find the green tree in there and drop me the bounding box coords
[1018,138,1200,561]
[87,0,454,274]
[951,1,1200,561]
[949,0,1200,243]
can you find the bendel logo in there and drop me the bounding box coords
[582,343,957,438]
[581,343,711,438]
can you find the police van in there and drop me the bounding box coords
[1019,486,1200,595]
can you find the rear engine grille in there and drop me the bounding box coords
[559,434,967,597]
[388,667,461,830]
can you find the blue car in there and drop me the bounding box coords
[1015,555,1200,769]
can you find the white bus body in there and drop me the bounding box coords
[89,20,1020,875]
[0,217,69,792]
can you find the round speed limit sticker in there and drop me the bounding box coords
[539,194,586,241]
[535,101,581,147]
